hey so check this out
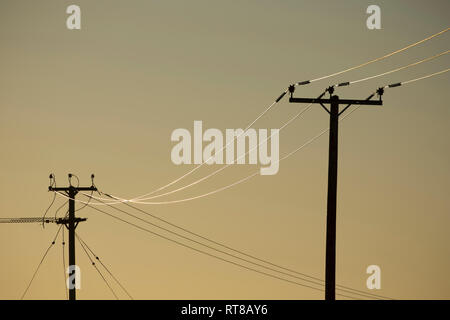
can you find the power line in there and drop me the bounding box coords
[83,28,449,206]
[82,194,338,290]
[132,91,326,202]
[294,27,449,86]
[82,202,364,299]
[332,50,449,88]
[121,104,312,202]
[47,96,379,208]
[101,175,258,205]
[129,54,447,204]
[99,194,394,300]
[84,194,392,299]
[48,104,356,207]
[79,68,449,207]
[287,67,449,161]
[85,91,326,206]
[128,99,281,203]
[384,68,450,88]
[119,108,363,206]
[21,225,63,300]
[151,97,367,207]
[80,98,282,206]
[47,191,390,299]
[76,233,119,300]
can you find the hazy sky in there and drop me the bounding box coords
[0,0,449,300]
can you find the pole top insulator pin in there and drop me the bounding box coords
[327,86,335,95]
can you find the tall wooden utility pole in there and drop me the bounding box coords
[288,86,383,300]
[49,174,97,300]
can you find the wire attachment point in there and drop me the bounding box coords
[48,173,55,190]
[376,87,384,97]
[326,86,335,95]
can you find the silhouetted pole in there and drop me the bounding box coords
[68,187,77,300]
[49,174,96,300]
[325,95,339,300]
[288,86,383,300]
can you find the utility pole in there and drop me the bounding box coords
[49,174,97,300]
[288,86,383,300]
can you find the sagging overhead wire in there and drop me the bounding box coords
[82,28,449,206]
[382,68,450,88]
[293,27,449,87]
[91,100,366,206]
[109,129,340,205]
[85,196,390,300]
[90,193,394,300]
[86,91,326,204]
[96,50,448,204]
[128,100,281,202]
[50,64,449,208]
[82,201,364,300]
[85,194,335,290]
[331,50,449,88]
[84,98,284,206]
[51,190,389,299]
[52,67,449,208]
[99,67,448,206]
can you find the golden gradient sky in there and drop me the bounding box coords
[0,0,449,299]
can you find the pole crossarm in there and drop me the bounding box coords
[288,97,382,105]
[49,186,98,192]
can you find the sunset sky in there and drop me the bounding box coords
[0,0,449,299]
